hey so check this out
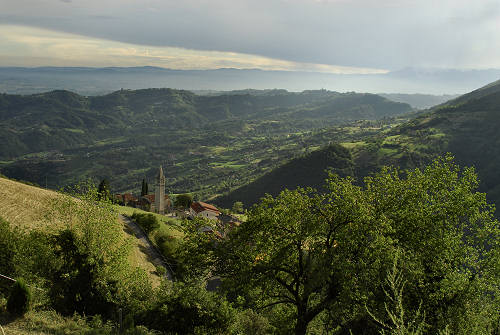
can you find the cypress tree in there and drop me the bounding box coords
[97,179,110,200]
[141,179,146,196]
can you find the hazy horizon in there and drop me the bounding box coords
[2,1,500,94]
[1,1,500,72]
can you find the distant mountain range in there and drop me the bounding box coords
[1,66,499,97]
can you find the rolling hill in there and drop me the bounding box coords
[214,143,354,208]
[0,88,412,198]
[216,78,500,211]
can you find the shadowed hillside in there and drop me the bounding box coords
[214,143,354,208]
[217,78,500,212]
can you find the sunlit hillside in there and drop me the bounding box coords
[0,177,160,285]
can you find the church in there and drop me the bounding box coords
[138,166,171,214]
[154,165,167,214]
[114,166,171,214]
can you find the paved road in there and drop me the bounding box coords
[120,214,174,280]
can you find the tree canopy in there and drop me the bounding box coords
[175,193,193,209]
[179,155,500,334]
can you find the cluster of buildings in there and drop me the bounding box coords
[115,166,241,230]
[115,166,172,213]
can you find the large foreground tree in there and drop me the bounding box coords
[190,155,500,334]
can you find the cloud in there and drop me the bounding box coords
[0,24,387,73]
[0,0,500,69]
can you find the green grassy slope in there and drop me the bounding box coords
[0,176,162,285]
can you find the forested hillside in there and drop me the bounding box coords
[0,89,411,197]
[219,78,500,212]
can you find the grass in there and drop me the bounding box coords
[114,205,182,229]
[379,147,399,156]
[114,204,184,282]
[155,219,184,239]
[0,309,95,335]
[0,308,157,335]
[341,141,366,149]
[0,178,65,231]
[63,128,85,134]
[0,178,163,286]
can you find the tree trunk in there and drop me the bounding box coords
[295,309,309,335]
[295,319,308,335]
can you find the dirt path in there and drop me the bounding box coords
[120,214,174,280]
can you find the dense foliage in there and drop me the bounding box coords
[0,88,410,199]
[138,282,234,334]
[175,193,193,208]
[0,217,17,295]
[179,156,500,334]
[131,212,160,233]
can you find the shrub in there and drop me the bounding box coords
[132,213,160,233]
[7,279,31,316]
[174,194,193,209]
[155,231,179,261]
[230,309,273,335]
[49,229,117,317]
[0,217,18,295]
[138,282,234,334]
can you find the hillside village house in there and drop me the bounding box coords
[115,193,137,206]
[190,201,221,220]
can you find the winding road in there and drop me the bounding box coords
[120,214,174,281]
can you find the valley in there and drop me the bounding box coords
[0,88,412,201]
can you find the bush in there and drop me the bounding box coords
[0,217,18,295]
[232,201,244,214]
[230,309,273,335]
[132,213,160,233]
[174,194,193,209]
[155,231,179,261]
[7,279,31,316]
[138,282,234,334]
[49,229,117,317]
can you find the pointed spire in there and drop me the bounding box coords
[157,165,164,179]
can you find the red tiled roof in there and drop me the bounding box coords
[142,194,170,203]
[191,201,220,214]
[122,193,136,202]
[115,193,137,202]
[143,194,155,203]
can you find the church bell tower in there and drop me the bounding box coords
[155,166,165,214]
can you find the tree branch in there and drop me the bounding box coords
[258,299,296,310]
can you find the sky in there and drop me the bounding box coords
[1,0,500,73]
